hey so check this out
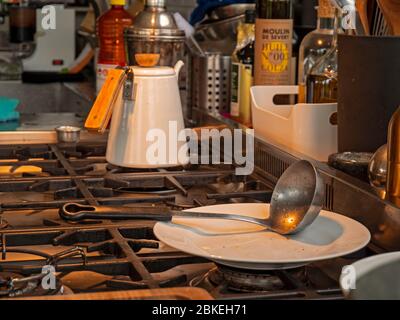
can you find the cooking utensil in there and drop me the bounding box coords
[368,144,387,189]
[60,160,324,235]
[104,61,189,168]
[377,0,400,35]
[61,203,304,233]
[154,203,371,270]
[55,126,81,143]
[340,252,400,299]
[124,0,185,67]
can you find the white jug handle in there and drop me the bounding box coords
[174,60,185,77]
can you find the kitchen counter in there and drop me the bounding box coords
[0,81,95,131]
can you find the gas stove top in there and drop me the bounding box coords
[0,142,367,300]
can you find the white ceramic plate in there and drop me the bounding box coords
[154,203,371,270]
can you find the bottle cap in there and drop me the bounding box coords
[110,0,126,6]
[318,0,335,18]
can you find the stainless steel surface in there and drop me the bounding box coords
[0,82,93,131]
[368,144,387,190]
[191,53,231,117]
[195,14,245,43]
[124,2,185,66]
[0,130,107,145]
[129,0,181,33]
[269,160,325,235]
[60,203,287,231]
[146,0,165,7]
[55,126,81,144]
[208,3,255,20]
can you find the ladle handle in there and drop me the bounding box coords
[59,203,269,228]
[60,203,173,222]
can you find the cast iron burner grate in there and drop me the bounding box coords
[0,142,278,299]
[0,142,345,300]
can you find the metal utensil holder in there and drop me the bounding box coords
[190,52,231,117]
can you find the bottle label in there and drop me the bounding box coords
[231,62,254,122]
[96,63,118,94]
[231,62,240,117]
[254,18,293,85]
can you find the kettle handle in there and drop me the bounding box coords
[174,60,185,77]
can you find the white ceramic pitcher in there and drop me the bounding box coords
[106,61,189,168]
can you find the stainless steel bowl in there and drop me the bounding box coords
[269,160,325,235]
[56,126,81,143]
[208,3,256,20]
[195,14,245,43]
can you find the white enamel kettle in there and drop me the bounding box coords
[106,61,189,168]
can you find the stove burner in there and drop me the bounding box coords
[0,271,73,298]
[192,264,307,293]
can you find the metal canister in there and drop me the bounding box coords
[190,52,231,117]
[123,0,185,67]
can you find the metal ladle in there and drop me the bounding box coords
[60,160,325,235]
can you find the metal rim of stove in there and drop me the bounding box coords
[190,264,307,293]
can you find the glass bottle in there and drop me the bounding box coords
[298,0,335,101]
[305,8,341,104]
[254,0,294,86]
[96,0,134,93]
[230,10,255,126]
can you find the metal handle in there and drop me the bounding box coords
[60,203,173,222]
[59,203,270,228]
[123,69,135,101]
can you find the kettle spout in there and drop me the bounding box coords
[174,60,185,78]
